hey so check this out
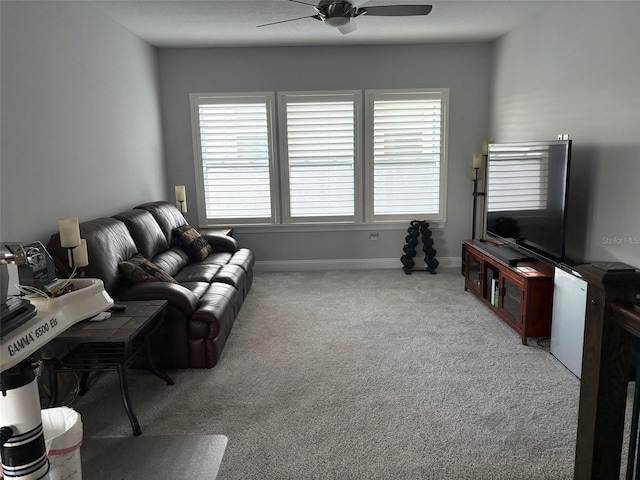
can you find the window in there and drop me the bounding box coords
[190,93,278,225]
[365,90,448,222]
[278,92,361,223]
[191,89,448,227]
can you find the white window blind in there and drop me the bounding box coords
[487,148,549,212]
[191,90,449,227]
[367,91,447,221]
[279,93,360,222]
[191,94,276,224]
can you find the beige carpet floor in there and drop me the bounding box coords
[73,268,583,479]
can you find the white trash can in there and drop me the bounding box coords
[41,407,83,480]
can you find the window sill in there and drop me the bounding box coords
[197,221,445,235]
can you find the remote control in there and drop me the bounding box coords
[89,312,111,322]
[109,303,127,312]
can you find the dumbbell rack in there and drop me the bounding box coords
[400,220,439,275]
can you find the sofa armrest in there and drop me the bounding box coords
[200,232,239,253]
[115,282,198,317]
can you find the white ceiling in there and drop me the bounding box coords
[89,0,564,48]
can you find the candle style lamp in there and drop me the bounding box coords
[58,218,89,269]
[175,185,187,214]
[471,149,487,240]
[67,239,89,270]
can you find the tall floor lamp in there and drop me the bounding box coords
[471,152,486,240]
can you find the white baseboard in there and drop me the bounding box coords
[254,256,461,272]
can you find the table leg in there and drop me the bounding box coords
[47,361,59,408]
[144,335,174,386]
[116,363,141,436]
[78,371,91,395]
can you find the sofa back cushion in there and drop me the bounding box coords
[113,209,169,260]
[47,217,137,295]
[135,201,187,246]
[151,247,191,277]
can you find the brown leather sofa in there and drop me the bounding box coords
[47,201,254,369]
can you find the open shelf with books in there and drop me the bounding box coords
[462,239,554,345]
[485,265,500,306]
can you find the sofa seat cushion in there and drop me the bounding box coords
[213,264,247,299]
[179,281,210,300]
[228,248,255,292]
[228,248,255,273]
[200,252,233,267]
[151,247,190,277]
[173,264,221,284]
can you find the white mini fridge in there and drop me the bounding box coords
[550,266,588,378]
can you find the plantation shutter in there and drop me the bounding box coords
[280,93,359,222]
[194,95,275,223]
[368,92,446,220]
[487,147,549,212]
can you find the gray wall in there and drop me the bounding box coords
[0,1,166,245]
[492,2,640,267]
[158,43,492,269]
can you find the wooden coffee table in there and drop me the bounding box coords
[45,300,174,436]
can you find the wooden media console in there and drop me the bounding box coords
[463,239,554,345]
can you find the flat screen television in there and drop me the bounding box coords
[484,140,572,264]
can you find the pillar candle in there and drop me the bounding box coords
[58,218,81,248]
[70,239,89,268]
[175,185,186,202]
[472,153,482,169]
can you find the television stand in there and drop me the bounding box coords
[463,239,554,345]
[472,239,532,266]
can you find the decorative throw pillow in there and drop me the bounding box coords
[173,225,213,261]
[118,254,178,284]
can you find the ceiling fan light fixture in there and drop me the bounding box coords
[324,16,351,27]
[257,2,433,31]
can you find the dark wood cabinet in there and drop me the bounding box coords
[463,240,554,345]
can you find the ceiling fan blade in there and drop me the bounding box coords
[286,0,317,6]
[359,5,432,16]
[257,15,317,28]
[338,20,358,35]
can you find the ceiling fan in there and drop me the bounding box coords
[257,0,433,35]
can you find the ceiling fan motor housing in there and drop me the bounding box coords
[258,1,433,32]
[317,1,358,21]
